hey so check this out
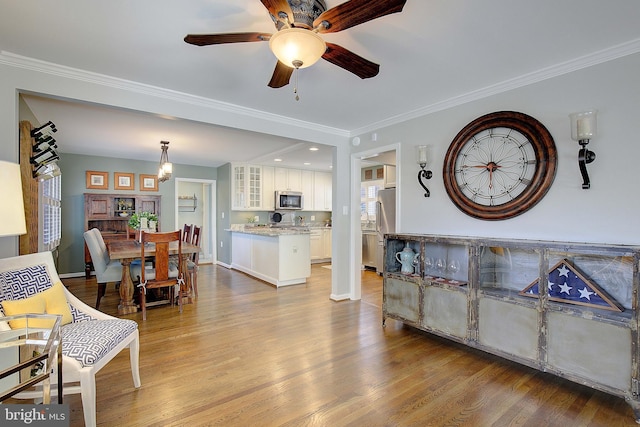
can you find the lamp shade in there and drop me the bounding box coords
[0,161,27,237]
[570,110,598,141]
[269,28,326,69]
[417,145,428,165]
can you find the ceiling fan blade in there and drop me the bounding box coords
[322,43,379,79]
[314,0,407,33]
[184,32,271,46]
[260,0,294,25]
[268,61,294,88]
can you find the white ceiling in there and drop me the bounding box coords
[3,0,640,170]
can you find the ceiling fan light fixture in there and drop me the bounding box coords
[269,28,326,69]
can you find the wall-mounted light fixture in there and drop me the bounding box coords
[158,141,173,183]
[569,110,597,189]
[416,145,432,197]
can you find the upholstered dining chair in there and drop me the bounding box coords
[188,225,202,297]
[131,230,184,320]
[83,228,123,309]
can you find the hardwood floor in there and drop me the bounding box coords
[56,264,637,426]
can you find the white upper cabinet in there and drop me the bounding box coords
[313,171,332,212]
[274,167,302,191]
[233,165,332,212]
[232,164,263,210]
[301,170,314,210]
[262,166,275,211]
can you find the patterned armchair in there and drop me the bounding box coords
[0,251,140,427]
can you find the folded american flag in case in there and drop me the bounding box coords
[520,259,623,312]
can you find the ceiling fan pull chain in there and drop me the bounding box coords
[293,64,300,101]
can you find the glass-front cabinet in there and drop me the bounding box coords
[232,164,263,210]
[383,234,640,422]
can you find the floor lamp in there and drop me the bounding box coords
[0,161,27,251]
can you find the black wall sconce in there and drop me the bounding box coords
[569,110,597,189]
[416,145,432,197]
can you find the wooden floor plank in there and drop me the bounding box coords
[43,264,640,426]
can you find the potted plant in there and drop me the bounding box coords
[128,211,158,234]
[128,211,158,242]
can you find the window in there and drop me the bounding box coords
[39,174,61,252]
[360,179,383,221]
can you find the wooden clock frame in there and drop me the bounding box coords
[443,111,557,220]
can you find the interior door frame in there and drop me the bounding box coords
[349,142,400,300]
[174,178,216,264]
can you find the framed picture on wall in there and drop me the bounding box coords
[86,171,108,189]
[114,172,134,190]
[140,174,158,192]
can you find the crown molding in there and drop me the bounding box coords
[351,38,640,136]
[3,36,640,140]
[0,51,349,138]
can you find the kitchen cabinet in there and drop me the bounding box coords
[232,163,263,210]
[231,230,310,286]
[362,165,395,188]
[383,233,640,422]
[310,228,332,263]
[322,228,332,259]
[313,171,332,212]
[84,193,161,277]
[383,165,396,188]
[310,229,323,261]
[301,170,314,210]
[262,166,275,211]
[231,165,331,212]
[274,167,302,191]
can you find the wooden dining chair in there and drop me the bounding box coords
[182,224,193,244]
[136,230,184,320]
[188,225,202,297]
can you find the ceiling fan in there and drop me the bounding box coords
[184,0,407,89]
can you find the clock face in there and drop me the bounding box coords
[443,111,557,220]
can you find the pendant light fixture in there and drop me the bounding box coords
[158,141,173,183]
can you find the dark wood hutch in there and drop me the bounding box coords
[84,193,161,277]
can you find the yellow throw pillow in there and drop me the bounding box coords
[2,294,49,328]
[1,281,73,328]
[41,282,73,325]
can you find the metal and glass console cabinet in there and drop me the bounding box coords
[383,233,640,421]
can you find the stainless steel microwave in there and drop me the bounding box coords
[275,191,303,210]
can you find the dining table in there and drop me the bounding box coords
[108,239,200,315]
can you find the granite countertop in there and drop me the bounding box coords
[227,226,310,236]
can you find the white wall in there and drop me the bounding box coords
[353,53,640,245]
[2,51,639,299]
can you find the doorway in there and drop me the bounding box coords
[175,178,216,264]
[350,143,400,300]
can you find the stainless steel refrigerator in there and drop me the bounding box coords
[375,188,396,274]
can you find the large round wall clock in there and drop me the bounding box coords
[443,111,557,220]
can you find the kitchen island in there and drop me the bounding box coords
[230,227,311,287]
